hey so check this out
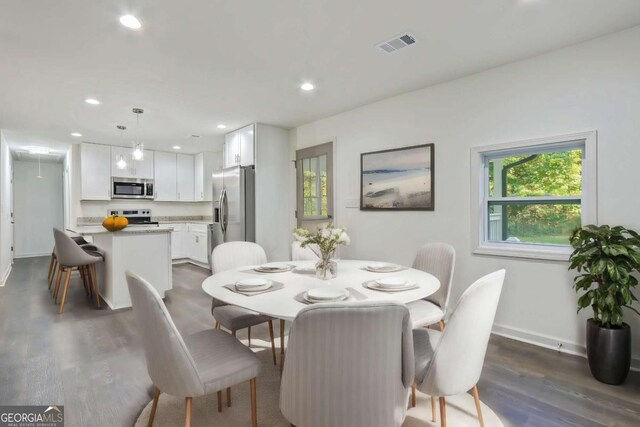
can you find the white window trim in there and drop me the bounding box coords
[470,131,597,261]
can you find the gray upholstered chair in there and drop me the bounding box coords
[413,269,505,427]
[291,241,319,261]
[280,301,414,427]
[52,228,102,313]
[126,271,261,427]
[211,241,278,377]
[48,235,99,290]
[407,243,456,330]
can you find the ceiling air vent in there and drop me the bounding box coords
[376,33,417,54]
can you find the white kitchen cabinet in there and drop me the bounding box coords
[176,154,195,201]
[80,143,111,200]
[154,152,177,201]
[168,223,185,259]
[194,151,220,201]
[224,124,255,168]
[186,223,209,264]
[112,146,154,179]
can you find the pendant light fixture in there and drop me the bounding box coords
[132,107,144,161]
[37,154,43,178]
[116,125,128,170]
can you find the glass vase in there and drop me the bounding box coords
[315,255,337,280]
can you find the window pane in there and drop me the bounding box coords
[301,154,328,218]
[489,149,583,197]
[488,202,581,245]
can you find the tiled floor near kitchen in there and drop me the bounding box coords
[0,257,639,427]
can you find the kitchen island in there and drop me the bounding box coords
[66,225,173,309]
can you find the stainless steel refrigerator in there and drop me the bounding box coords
[209,166,255,266]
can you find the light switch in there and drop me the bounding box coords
[345,198,359,208]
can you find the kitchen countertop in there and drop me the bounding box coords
[158,220,213,224]
[67,225,173,235]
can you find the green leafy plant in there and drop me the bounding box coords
[569,225,640,328]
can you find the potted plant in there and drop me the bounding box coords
[569,224,640,384]
[293,223,350,280]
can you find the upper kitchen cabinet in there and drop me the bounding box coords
[176,153,195,201]
[194,151,222,201]
[80,143,111,200]
[223,124,254,168]
[154,151,177,201]
[111,146,154,179]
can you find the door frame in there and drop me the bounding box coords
[295,141,334,228]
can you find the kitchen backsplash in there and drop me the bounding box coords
[77,215,213,225]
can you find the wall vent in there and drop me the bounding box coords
[376,33,417,54]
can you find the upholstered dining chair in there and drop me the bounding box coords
[52,228,102,313]
[126,271,261,427]
[407,243,456,330]
[291,241,319,261]
[280,301,414,427]
[48,235,98,291]
[413,269,505,427]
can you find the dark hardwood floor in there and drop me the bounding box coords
[0,257,638,426]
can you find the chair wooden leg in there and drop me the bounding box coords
[280,319,285,369]
[232,330,236,337]
[248,326,251,347]
[268,320,277,366]
[411,385,416,407]
[215,321,221,329]
[184,397,192,427]
[48,254,56,288]
[90,264,100,308]
[58,268,72,314]
[49,258,58,290]
[148,387,160,427]
[250,378,257,427]
[472,385,485,427]
[226,387,231,407]
[439,320,445,331]
[431,396,436,422]
[80,266,89,296]
[439,397,447,427]
[217,390,222,413]
[53,267,64,302]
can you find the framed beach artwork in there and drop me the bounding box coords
[360,143,434,211]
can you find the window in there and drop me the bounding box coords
[296,142,334,227]
[471,131,597,260]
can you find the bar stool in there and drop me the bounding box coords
[48,235,98,291]
[52,228,103,313]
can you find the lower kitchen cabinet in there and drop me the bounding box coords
[164,222,210,266]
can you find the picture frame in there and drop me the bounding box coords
[360,143,434,211]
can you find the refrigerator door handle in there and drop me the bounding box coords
[221,189,228,235]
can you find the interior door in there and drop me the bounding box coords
[296,142,334,229]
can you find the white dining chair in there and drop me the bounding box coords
[407,243,456,330]
[413,269,505,427]
[126,271,261,427]
[280,301,414,427]
[210,241,278,377]
[291,241,319,261]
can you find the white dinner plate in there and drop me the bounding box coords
[254,263,292,273]
[235,278,272,292]
[375,276,409,289]
[306,287,349,301]
[365,262,401,272]
[365,281,417,292]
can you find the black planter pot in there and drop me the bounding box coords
[586,319,631,385]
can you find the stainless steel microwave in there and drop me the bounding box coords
[111,178,154,199]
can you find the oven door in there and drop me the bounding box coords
[112,179,150,199]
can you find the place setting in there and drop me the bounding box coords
[294,286,367,305]
[363,276,419,293]
[224,277,284,296]
[252,262,294,273]
[362,262,406,273]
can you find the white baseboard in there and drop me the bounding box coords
[493,323,640,372]
[15,252,51,259]
[0,264,11,286]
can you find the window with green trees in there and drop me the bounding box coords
[486,145,583,245]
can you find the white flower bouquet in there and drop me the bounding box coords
[293,223,350,279]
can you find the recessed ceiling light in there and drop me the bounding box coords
[120,14,142,30]
[85,98,101,105]
[71,132,82,137]
[300,82,315,91]
[173,146,181,150]
[217,124,226,129]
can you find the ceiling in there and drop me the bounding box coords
[1,0,640,156]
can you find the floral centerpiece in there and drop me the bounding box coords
[293,223,350,280]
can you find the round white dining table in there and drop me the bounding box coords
[201,260,440,321]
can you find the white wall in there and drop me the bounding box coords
[13,161,64,258]
[0,130,13,284]
[291,26,640,368]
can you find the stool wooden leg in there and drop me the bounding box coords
[90,264,100,308]
[80,266,89,296]
[411,385,416,407]
[226,387,231,407]
[53,267,64,302]
[268,320,277,366]
[217,390,222,413]
[59,268,72,314]
[439,397,447,427]
[431,396,436,422]
[184,397,192,427]
[48,253,56,289]
[250,378,257,427]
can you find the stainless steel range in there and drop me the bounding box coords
[107,209,159,226]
